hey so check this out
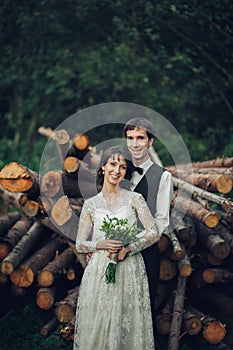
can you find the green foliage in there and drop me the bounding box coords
[0,0,232,168]
[222,129,233,157]
[0,303,73,350]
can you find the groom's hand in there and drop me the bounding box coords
[86,252,92,264]
[118,247,131,261]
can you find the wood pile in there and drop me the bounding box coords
[0,127,233,348]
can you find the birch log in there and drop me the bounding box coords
[173,195,220,228]
[172,177,233,213]
[168,275,187,350]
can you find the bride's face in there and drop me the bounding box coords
[102,154,127,185]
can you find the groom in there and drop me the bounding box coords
[122,117,173,344]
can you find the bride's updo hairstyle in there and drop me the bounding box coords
[96,146,136,187]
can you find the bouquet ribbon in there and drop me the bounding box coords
[105,252,118,284]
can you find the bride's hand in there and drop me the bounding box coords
[96,239,123,253]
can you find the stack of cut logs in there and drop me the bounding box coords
[0,126,233,349]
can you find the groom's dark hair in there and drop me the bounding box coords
[124,117,155,140]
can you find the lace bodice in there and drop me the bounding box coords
[76,189,159,255]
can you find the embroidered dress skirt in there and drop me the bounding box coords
[73,250,155,350]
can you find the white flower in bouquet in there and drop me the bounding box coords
[100,215,141,283]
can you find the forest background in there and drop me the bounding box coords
[1,0,233,172]
[0,1,233,349]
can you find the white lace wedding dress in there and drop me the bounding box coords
[73,189,159,350]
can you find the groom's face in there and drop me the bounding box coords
[126,127,154,165]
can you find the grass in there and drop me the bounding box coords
[1,301,233,350]
[0,302,73,350]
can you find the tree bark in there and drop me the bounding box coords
[168,275,187,350]
[168,168,233,194]
[37,246,76,287]
[18,194,40,217]
[168,166,233,177]
[66,266,76,281]
[40,168,97,200]
[38,126,71,164]
[1,222,52,275]
[190,157,233,168]
[55,285,79,322]
[40,317,58,337]
[177,253,192,277]
[159,258,178,281]
[73,133,89,151]
[0,186,21,211]
[155,280,177,310]
[190,246,223,267]
[166,231,186,260]
[183,304,203,336]
[182,173,232,194]
[51,195,74,227]
[63,156,80,174]
[62,171,98,198]
[37,195,54,215]
[167,157,233,171]
[0,211,21,236]
[0,162,40,197]
[173,195,220,228]
[172,177,233,213]
[38,126,70,145]
[0,271,8,286]
[38,216,78,242]
[202,316,226,344]
[212,222,233,249]
[158,233,170,253]
[202,268,233,284]
[60,317,75,342]
[197,223,231,259]
[10,235,66,287]
[156,291,175,335]
[40,170,63,198]
[36,286,56,310]
[0,216,32,259]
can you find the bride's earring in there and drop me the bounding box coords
[102,170,105,174]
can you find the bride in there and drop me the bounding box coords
[73,146,159,350]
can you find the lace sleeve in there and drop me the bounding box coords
[128,193,160,255]
[75,200,97,253]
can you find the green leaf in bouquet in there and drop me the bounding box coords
[100,215,140,247]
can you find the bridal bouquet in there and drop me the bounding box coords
[101,215,140,283]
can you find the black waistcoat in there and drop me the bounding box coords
[134,163,164,216]
[134,163,165,332]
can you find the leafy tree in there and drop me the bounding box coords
[0,0,232,168]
